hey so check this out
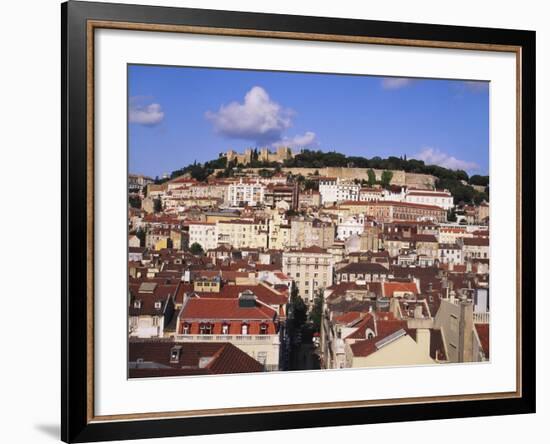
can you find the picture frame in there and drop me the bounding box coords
[61,1,536,442]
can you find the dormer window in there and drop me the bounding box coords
[241,323,249,335]
[154,301,162,309]
[259,323,268,335]
[133,300,141,309]
[221,323,229,335]
[182,323,190,334]
[199,323,212,334]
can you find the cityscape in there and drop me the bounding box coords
[127,66,490,377]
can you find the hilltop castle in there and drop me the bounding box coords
[221,147,296,165]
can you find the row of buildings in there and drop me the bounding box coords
[128,166,490,377]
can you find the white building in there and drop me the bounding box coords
[359,187,383,201]
[283,246,334,303]
[227,179,265,206]
[405,189,454,210]
[319,177,360,204]
[381,186,406,202]
[336,213,365,240]
[438,243,464,265]
[188,222,218,251]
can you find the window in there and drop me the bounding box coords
[259,323,268,335]
[133,300,141,309]
[182,323,189,334]
[199,323,212,334]
[170,347,181,363]
[241,323,249,335]
[222,324,229,335]
[154,301,162,309]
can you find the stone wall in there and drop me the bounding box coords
[213,166,436,189]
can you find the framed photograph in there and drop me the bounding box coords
[62,1,536,442]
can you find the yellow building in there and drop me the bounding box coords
[217,219,268,249]
[346,329,435,368]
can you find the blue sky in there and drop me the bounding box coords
[128,65,489,178]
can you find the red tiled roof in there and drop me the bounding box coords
[337,262,388,275]
[475,323,490,358]
[128,340,264,376]
[462,237,490,247]
[383,281,419,297]
[333,311,365,325]
[326,281,382,300]
[349,318,408,357]
[345,314,376,339]
[180,297,276,321]
[407,191,451,197]
[191,284,288,306]
[291,245,328,254]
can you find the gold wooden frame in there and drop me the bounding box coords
[86,20,523,423]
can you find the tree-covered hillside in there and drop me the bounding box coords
[160,149,489,204]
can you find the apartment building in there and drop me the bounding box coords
[227,179,265,206]
[282,246,334,303]
[188,222,217,251]
[319,177,360,204]
[217,219,268,249]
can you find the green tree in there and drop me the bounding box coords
[380,170,393,189]
[258,168,274,178]
[135,228,146,247]
[309,292,324,333]
[447,208,457,222]
[189,242,204,256]
[303,179,319,191]
[469,175,489,187]
[153,197,162,213]
[128,195,141,209]
[288,283,307,328]
[367,168,377,187]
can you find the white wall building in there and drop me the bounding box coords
[336,213,365,240]
[405,189,454,210]
[227,179,265,206]
[188,222,218,251]
[282,246,334,303]
[359,187,383,201]
[438,243,464,265]
[319,177,360,204]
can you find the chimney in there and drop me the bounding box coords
[389,297,401,318]
[238,290,257,308]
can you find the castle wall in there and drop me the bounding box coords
[214,161,437,190]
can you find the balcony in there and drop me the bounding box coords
[175,334,279,345]
[473,312,490,324]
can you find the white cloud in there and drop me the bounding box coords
[272,131,318,149]
[416,147,480,171]
[381,77,415,90]
[129,99,164,126]
[205,86,293,144]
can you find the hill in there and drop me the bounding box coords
[159,149,489,205]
